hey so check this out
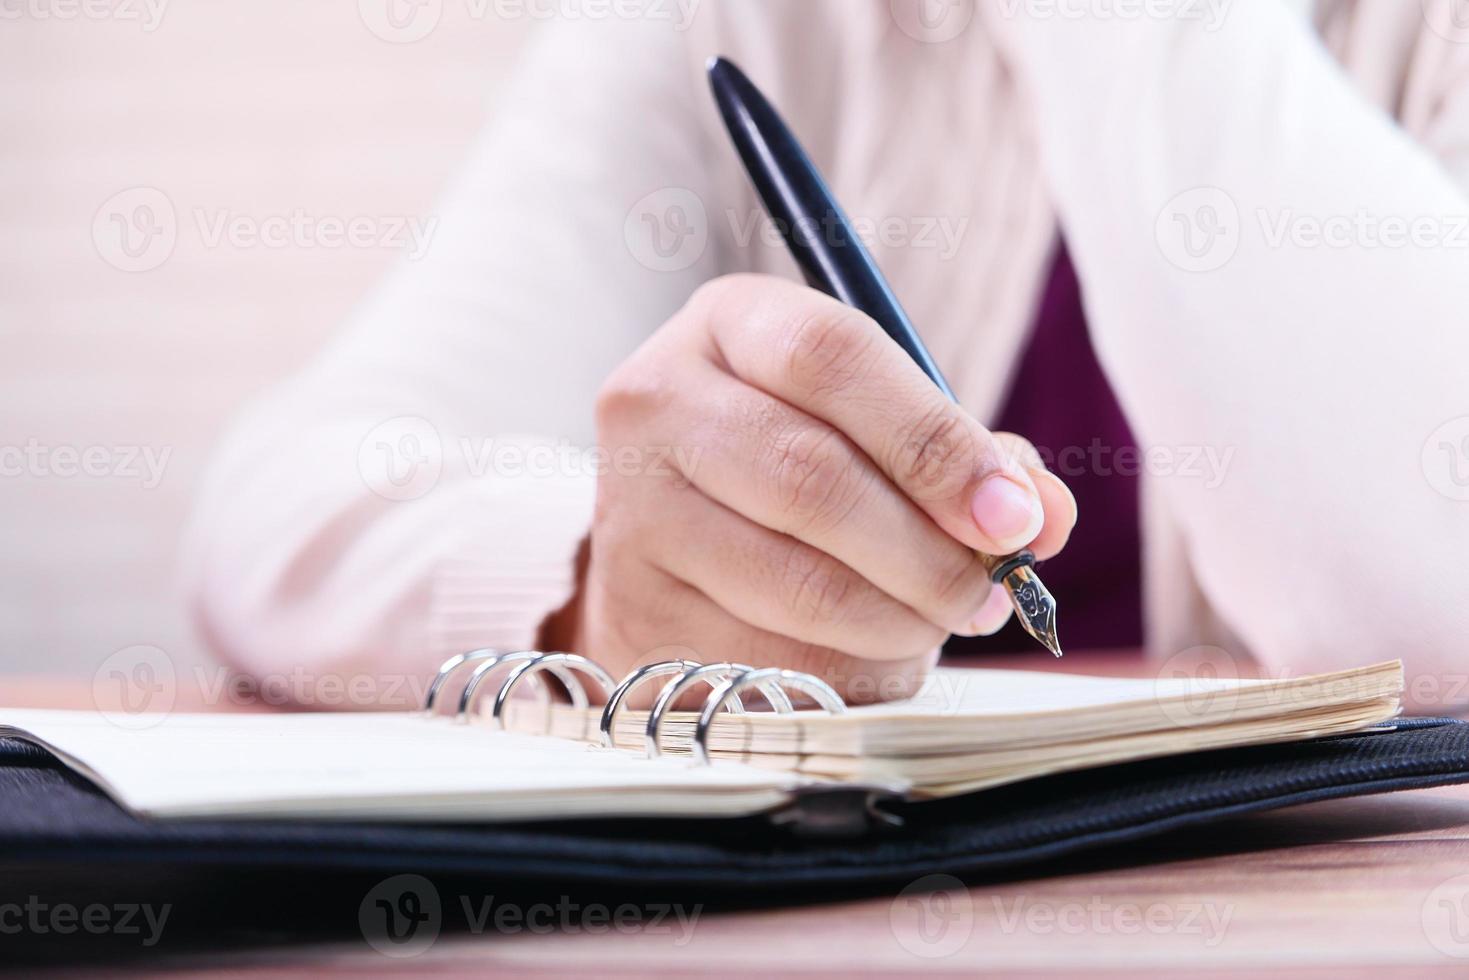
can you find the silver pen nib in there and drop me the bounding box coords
[1000,565,1062,657]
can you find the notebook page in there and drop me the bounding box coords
[0,710,808,821]
[839,664,1398,718]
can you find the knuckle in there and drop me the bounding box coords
[779,545,859,628]
[766,426,862,533]
[594,359,669,434]
[893,406,986,501]
[781,307,877,398]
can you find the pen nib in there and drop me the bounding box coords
[1000,565,1063,658]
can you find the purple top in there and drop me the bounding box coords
[947,242,1144,655]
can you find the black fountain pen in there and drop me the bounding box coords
[708,57,1062,657]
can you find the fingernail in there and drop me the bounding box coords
[970,474,1044,551]
[959,587,1013,637]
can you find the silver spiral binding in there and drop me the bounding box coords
[643,662,795,759]
[425,651,849,768]
[599,660,773,749]
[692,667,846,767]
[422,648,499,715]
[423,649,585,723]
[488,653,616,733]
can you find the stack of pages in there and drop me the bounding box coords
[1,661,1402,822]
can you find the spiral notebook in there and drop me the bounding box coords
[0,652,1404,829]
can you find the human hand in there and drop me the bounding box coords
[557,274,1076,703]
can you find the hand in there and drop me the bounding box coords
[552,274,1077,704]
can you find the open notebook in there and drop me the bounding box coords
[1,656,1404,827]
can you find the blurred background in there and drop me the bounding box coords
[2,2,533,676]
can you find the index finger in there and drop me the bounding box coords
[692,275,1047,557]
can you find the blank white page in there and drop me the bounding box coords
[1,709,809,821]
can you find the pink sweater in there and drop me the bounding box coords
[183,1,1469,710]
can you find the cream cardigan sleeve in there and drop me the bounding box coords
[989,1,1469,700]
[183,19,721,687]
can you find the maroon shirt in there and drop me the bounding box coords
[946,242,1144,655]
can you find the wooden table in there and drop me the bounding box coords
[6,658,1469,977]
